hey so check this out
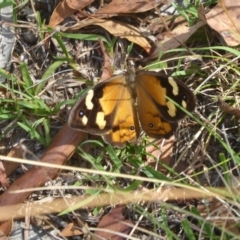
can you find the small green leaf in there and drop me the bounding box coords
[20,62,34,95]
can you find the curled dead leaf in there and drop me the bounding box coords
[49,0,94,27]
[218,96,240,118]
[206,0,240,46]
[95,0,168,15]
[93,205,133,240]
[62,18,151,53]
[146,136,175,173]
[159,21,205,52]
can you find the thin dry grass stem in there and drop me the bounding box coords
[152,1,171,33]
[221,124,240,175]
[199,149,240,219]
[128,201,152,239]
[58,189,91,237]
[195,55,240,93]
[24,202,31,240]
[37,69,74,97]
[174,126,204,164]
[182,171,229,208]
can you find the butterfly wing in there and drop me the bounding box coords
[135,71,195,138]
[103,90,140,148]
[136,83,178,138]
[68,74,140,147]
[68,78,119,134]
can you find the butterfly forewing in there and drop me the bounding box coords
[69,75,126,134]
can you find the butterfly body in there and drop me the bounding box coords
[68,70,195,148]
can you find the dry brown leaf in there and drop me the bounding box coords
[206,0,240,46]
[198,3,207,24]
[0,145,25,188]
[63,18,151,53]
[99,38,113,81]
[93,19,151,52]
[0,124,87,232]
[159,20,205,51]
[49,0,75,28]
[95,0,167,15]
[94,19,151,53]
[0,161,8,188]
[3,145,24,176]
[93,205,133,240]
[60,221,83,237]
[218,96,240,118]
[0,219,12,239]
[198,197,240,235]
[146,136,174,173]
[49,0,93,28]
[66,0,92,10]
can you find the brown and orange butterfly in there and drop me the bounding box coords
[68,69,195,148]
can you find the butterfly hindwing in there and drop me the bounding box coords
[103,89,140,148]
[135,71,195,138]
[135,76,177,138]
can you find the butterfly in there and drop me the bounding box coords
[68,69,195,148]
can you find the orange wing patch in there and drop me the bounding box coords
[103,80,140,148]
